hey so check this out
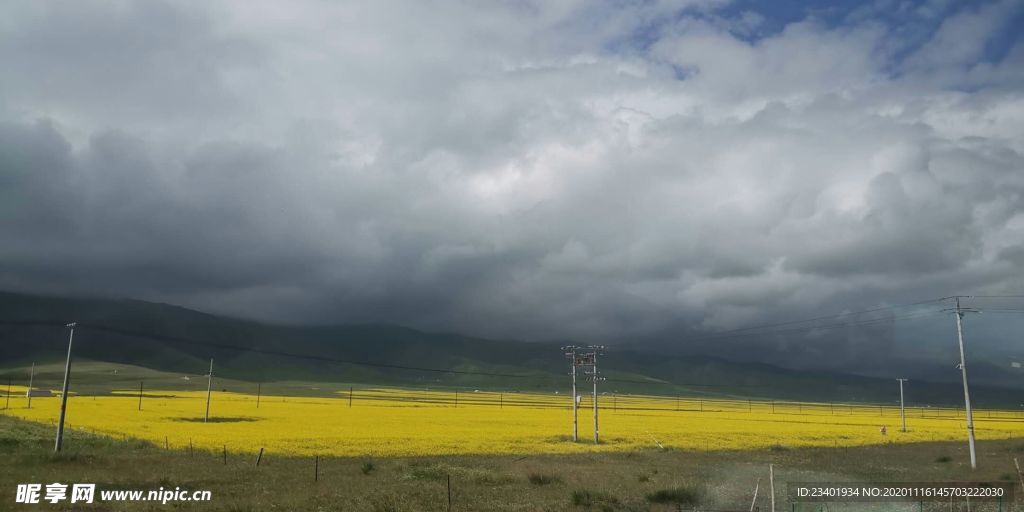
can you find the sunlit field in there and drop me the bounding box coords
[5,385,1024,457]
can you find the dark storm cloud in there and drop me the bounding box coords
[1,0,1023,349]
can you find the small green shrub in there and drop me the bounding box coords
[571,489,619,508]
[528,473,561,485]
[361,460,376,475]
[645,486,701,505]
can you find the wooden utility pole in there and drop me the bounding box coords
[54,322,75,452]
[256,382,261,409]
[138,381,144,411]
[204,359,214,423]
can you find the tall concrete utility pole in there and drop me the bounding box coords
[592,349,600,444]
[54,322,75,453]
[563,346,579,442]
[954,297,977,469]
[27,362,35,409]
[204,359,214,423]
[897,378,908,432]
[583,345,605,445]
[564,345,604,444]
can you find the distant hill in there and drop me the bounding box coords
[1,290,1021,406]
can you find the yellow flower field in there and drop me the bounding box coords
[4,385,1024,457]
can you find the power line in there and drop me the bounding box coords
[0,320,532,379]
[671,300,949,343]
[668,308,948,345]
[0,307,955,383]
[0,293,1011,386]
[676,297,951,339]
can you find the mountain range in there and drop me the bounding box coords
[1,290,1021,406]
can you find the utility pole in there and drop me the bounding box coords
[54,322,75,453]
[592,348,601,444]
[954,297,978,469]
[564,345,605,444]
[564,346,579,442]
[138,381,144,411]
[27,362,35,409]
[256,382,261,409]
[204,359,214,423]
[581,345,605,444]
[897,378,908,432]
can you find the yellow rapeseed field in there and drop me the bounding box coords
[5,385,1024,457]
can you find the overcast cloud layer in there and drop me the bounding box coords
[2,0,1024,347]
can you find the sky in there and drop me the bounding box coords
[2,0,1024,358]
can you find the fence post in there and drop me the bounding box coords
[1014,458,1024,494]
[447,474,452,512]
[222,445,227,465]
[315,455,319,481]
[255,447,264,467]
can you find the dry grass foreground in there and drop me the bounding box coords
[1,414,1023,511]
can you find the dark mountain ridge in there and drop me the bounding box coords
[1,290,1020,406]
